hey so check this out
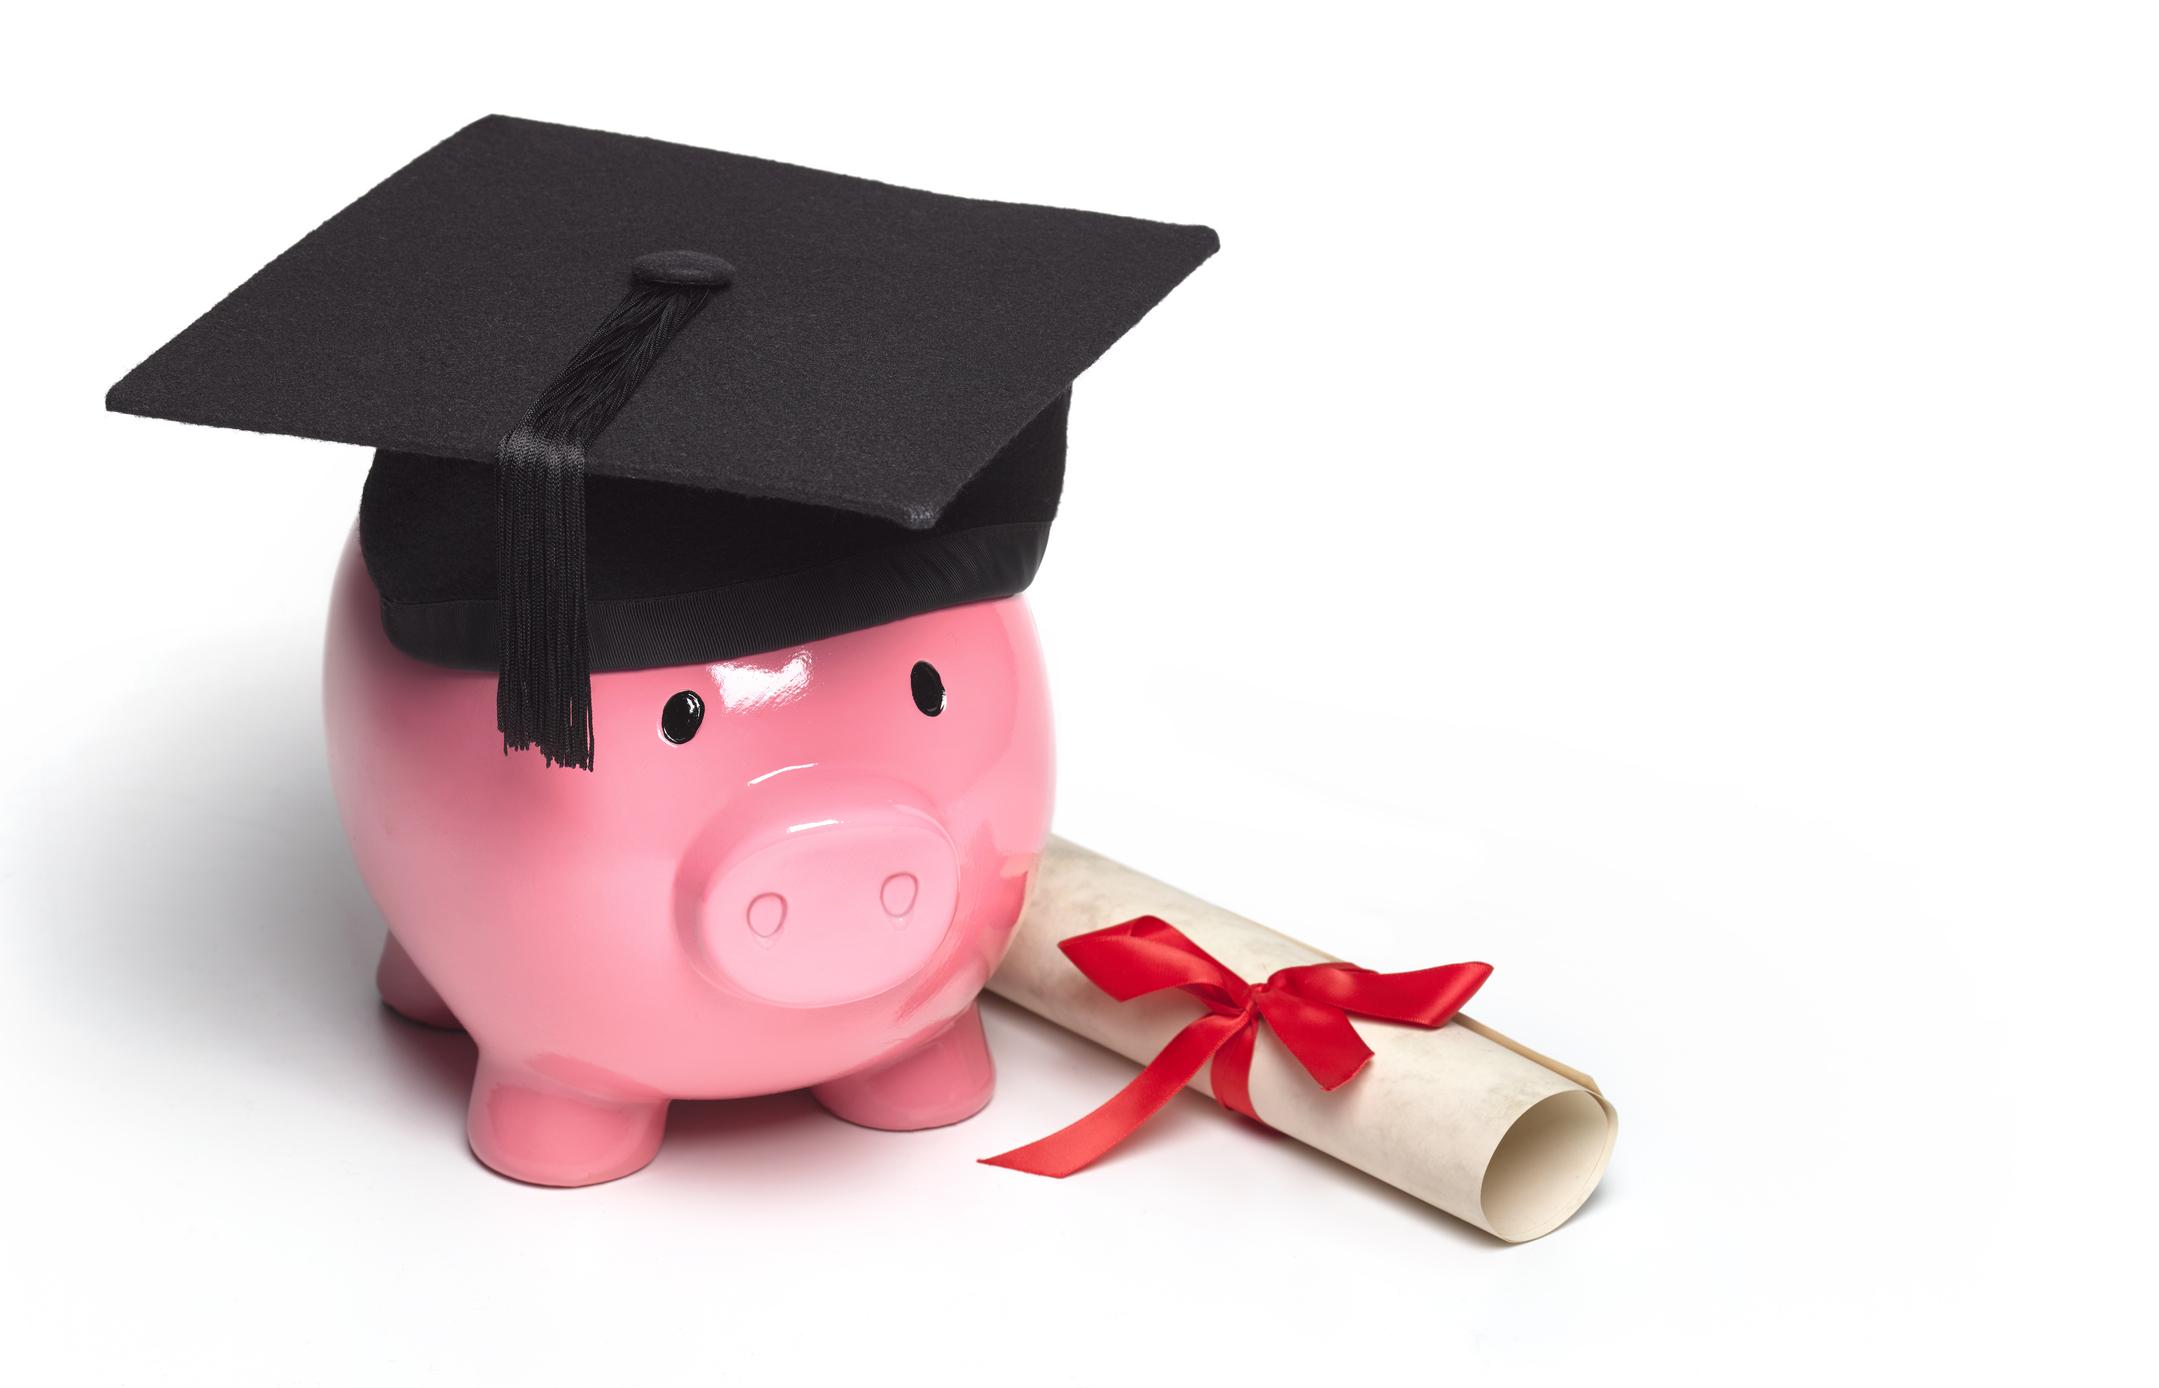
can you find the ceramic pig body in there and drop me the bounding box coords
[323,535,1055,1185]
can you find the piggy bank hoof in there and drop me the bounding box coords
[467,1059,670,1187]
[812,1003,995,1131]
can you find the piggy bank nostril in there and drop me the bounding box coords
[880,872,919,918]
[746,892,787,938]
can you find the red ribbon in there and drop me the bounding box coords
[982,916,1491,1177]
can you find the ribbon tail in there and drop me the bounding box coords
[981,1011,1249,1178]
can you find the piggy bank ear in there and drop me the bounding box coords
[910,662,946,718]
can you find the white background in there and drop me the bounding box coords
[4,3,2152,1382]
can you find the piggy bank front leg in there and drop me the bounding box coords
[811,1002,995,1131]
[467,1057,671,1187]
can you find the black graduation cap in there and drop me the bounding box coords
[108,115,1217,769]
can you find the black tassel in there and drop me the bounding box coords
[496,252,734,769]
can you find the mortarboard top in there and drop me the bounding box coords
[107,116,1217,767]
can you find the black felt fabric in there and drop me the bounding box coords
[107,115,1217,529]
[362,395,1067,671]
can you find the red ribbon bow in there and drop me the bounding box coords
[982,916,1492,1177]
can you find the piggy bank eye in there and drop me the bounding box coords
[910,661,946,717]
[660,690,705,744]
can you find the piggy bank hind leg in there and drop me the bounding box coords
[376,932,462,1031]
[812,1002,995,1131]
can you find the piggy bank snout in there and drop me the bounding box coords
[684,803,961,1007]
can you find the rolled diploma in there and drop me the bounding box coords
[989,836,1618,1242]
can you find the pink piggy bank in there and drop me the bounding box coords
[323,536,1055,1186]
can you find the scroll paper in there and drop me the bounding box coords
[988,836,1617,1242]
